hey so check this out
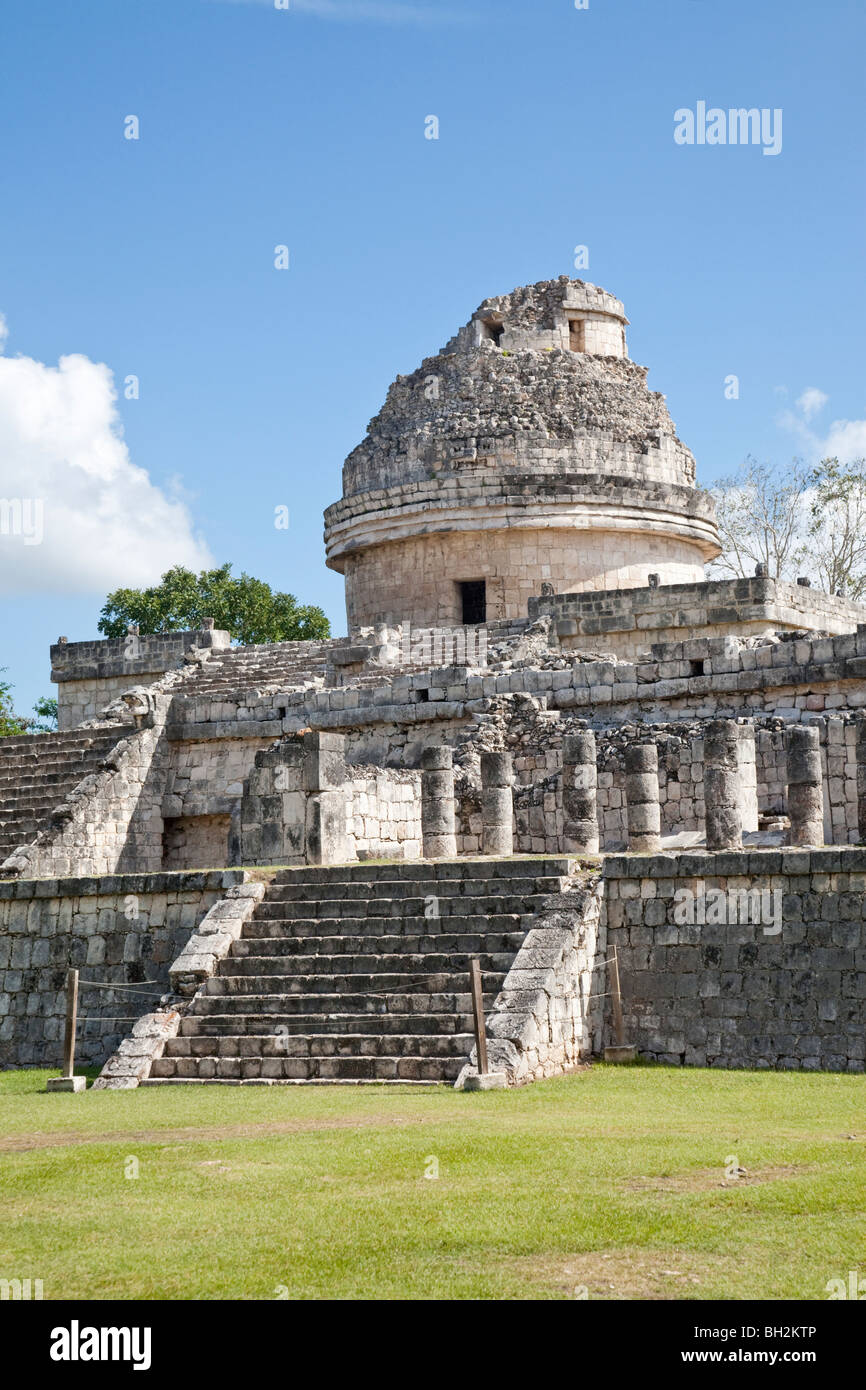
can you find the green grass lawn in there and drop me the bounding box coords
[1,1065,863,1300]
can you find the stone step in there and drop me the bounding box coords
[149,1054,464,1082]
[164,1031,471,1059]
[188,989,496,1016]
[149,854,546,1085]
[254,894,553,919]
[179,1012,477,1037]
[142,1076,448,1087]
[261,874,565,900]
[201,970,507,996]
[271,857,573,884]
[241,913,529,939]
[230,930,527,955]
[0,730,123,751]
[218,950,514,977]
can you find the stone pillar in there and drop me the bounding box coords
[481,752,513,856]
[624,742,661,854]
[303,731,349,865]
[421,746,457,859]
[786,725,825,847]
[704,719,742,851]
[240,739,306,866]
[562,731,599,854]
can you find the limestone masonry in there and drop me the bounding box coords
[2,277,865,1086]
[324,277,721,629]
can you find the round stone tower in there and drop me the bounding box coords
[324,276,721,630]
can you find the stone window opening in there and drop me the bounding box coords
[568,317,586,352]
[459,579,486,625]
[481,318,504,346]
[689,659,705,677]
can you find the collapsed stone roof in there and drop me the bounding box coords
[342,276,698,498]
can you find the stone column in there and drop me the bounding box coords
[421,746,457,859]
[562,731,599,854]
[625,742,661,854]
[481,752,513,856]
[857,715,866,844]
[704,719,742,851]
[786,725,825,846]
[303,731,349,866]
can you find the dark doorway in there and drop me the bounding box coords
[482,319,504,346]
[569,318,586,352]
[459,579,486,625]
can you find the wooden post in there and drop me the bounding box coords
[469,957,489,1076]
[610,947,625,1048]
[603,945,636,1062]
[48,967,85,1091]
[62,968,79,1079]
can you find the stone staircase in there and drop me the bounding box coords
[181,640,336,696]
[0,727,128,865]
[145,857,574,1084]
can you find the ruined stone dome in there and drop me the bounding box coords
[324,276,721,630]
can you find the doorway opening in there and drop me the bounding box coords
[459,579,486,625]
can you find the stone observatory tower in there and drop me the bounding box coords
[324,276,721,630]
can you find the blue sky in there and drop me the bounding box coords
[1,0,863,712]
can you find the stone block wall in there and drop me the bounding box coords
[338,523,707,630]
[51,628,230,730]
[239,735,421,866]
[0,870,243,1068]
[756,717,860,843]
[162,815,232,870]
[530,577,866,660]
[602,848,866,1071]
[456,874,606,1087]
[346,768,422,860]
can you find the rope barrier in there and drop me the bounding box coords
[78,979,162,991]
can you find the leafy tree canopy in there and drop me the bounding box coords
[0,674,56,737]
[97,564,330,645]
[0,671,29,737]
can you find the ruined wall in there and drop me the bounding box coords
[531,577,866,660]
[346,768,422,860]
[51,628,230,730]
[456,874,606,1087]
[0,870,242,1068]
[602,848,866,1072]
[162,815,232,871]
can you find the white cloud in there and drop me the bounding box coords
[796,387,828,421]
[0,314,7,352]
[0,322,212,595]
[818,417,866,461]
[778,385,866,464]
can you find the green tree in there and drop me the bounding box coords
[31,696,58,732]
[0,671,30,737]
[97,564,330,645]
